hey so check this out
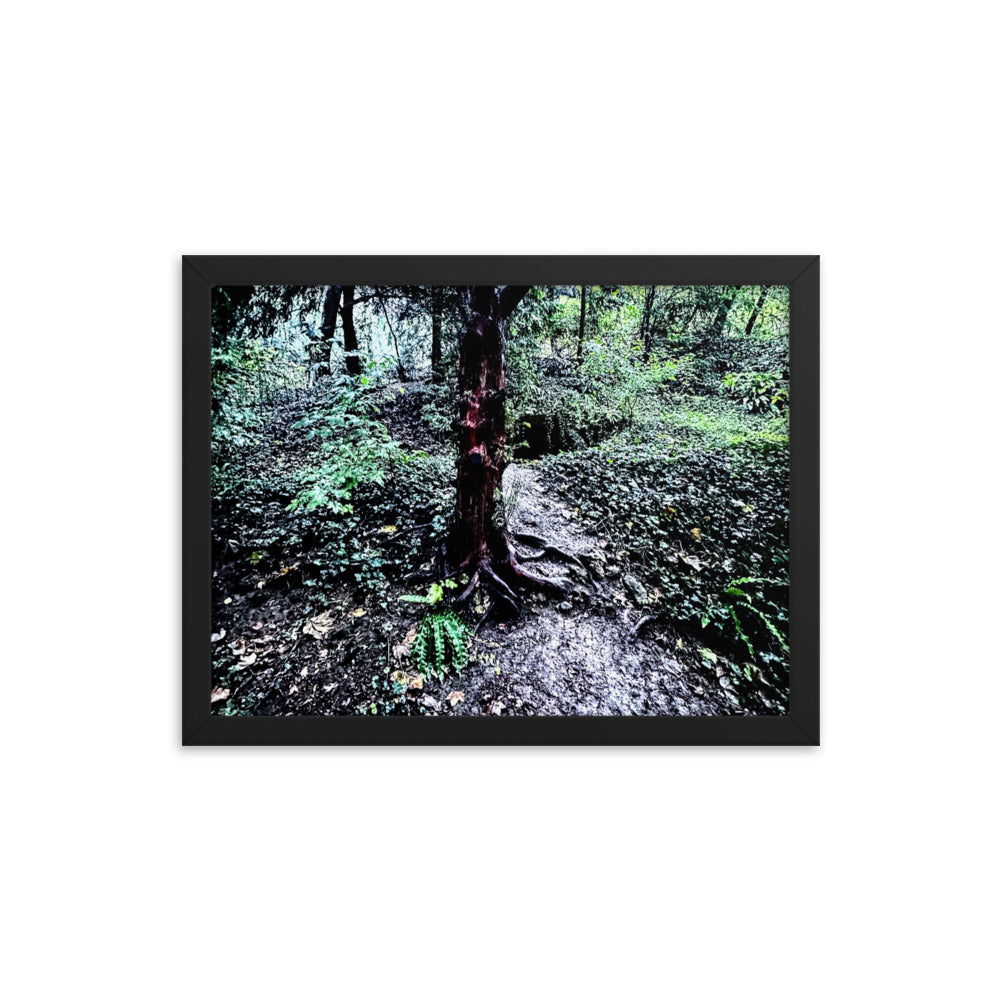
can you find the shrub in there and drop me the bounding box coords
[720,371,789,414]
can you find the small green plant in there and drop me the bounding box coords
[410,607,471,679]
[399,578,457,605]
[399,579,470,679]
[702,576,789,660]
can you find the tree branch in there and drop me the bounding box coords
[498,285,531,318]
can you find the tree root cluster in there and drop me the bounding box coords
[451,530,583,617]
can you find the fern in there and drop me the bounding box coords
[410,608,470,680]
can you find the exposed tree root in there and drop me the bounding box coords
[630,615,655,640]
[456,568,480,604]
[449,532,568,615]
[512,531,588,573]
[481,562,521,604]
[505,559,567,593]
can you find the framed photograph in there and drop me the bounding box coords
[183,256,818,745]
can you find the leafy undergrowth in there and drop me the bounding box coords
[541,408,790,712]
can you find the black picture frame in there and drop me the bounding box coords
[183,255,819,746]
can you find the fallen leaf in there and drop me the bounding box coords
[691,527,702,541]
[351,608,366,618]
[210,629,226,643]
[300,666,308,677]
[303,609,336,639]
[446,691,465,706]
[229,639,247,656]
[379,525,397,534]
[237,652,257,668]
[409,674,424,690]
[210,687,230,704]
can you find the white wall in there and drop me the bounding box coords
[3,3,994,998]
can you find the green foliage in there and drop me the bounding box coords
[417,383,456,442]
[542,432,789,709]
[410,607,470,679]
[298,452,453,593]
[581,343,678,424]
[212,340,305,493]
[400,579,458,604]
[702,575,789,658]
[286,375,400,514]
[721,371,789,414]
[656,399,789,454]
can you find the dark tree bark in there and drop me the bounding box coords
[576,285,587,361]
[320,285,342,353]
[453,286,522,566]
[640,285,656,361]
[744,285,770,336]
[430,287,443,384]
[341,285,361,376]
[448,285,565,607]
[306,285,343,382]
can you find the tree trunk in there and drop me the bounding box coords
[744,285,770,336]
[431,287,443,384]
[341,285,361,376]
[378,294,407,380]
[640,285,656,361]
[452,287,520,565]
[576,285,587,361]
[320,285,341,355]
[708,287,739,341]
[307,285,342,382]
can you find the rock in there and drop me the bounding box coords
[580,549,607,579]
[623,574,649,604]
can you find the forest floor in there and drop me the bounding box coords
[211,379,781,717]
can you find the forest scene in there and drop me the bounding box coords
[211,283,790,718]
